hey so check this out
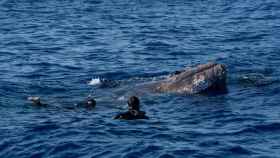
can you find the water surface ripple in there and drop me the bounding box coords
[0,0,280,157]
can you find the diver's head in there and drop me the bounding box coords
[28,96,41,105]
[86,98,96,108]
[128,96,140,111]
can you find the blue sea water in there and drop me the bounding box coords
[0,0,280,157]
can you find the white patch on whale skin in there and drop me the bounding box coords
[88,78,101,86]
[191,76,210,93]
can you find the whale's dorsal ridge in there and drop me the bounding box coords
[154,62,227,94]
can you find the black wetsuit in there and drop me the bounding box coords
[114,110,148,120]
[75,99,96,109]
[76,102,94,109]
[31,102,47,107]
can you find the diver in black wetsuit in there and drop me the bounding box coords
[114,96,148,120]
[28,96,47,107]
[75,97,96,109]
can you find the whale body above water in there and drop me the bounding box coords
[146,62,227,94]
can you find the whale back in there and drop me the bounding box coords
[155,63,227,94]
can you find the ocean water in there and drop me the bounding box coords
[0,0,280,157]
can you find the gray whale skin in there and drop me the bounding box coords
[150,62,227,94]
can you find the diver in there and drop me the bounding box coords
[75,97,96,109]
[114,96,148,120]
[27,96,47,107]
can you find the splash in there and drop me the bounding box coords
[88,78,101,86]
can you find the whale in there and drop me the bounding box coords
[141,62,227,94]
[95,62,228,96]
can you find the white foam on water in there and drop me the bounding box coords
[88,78,101,86]
[117,96,125,101]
